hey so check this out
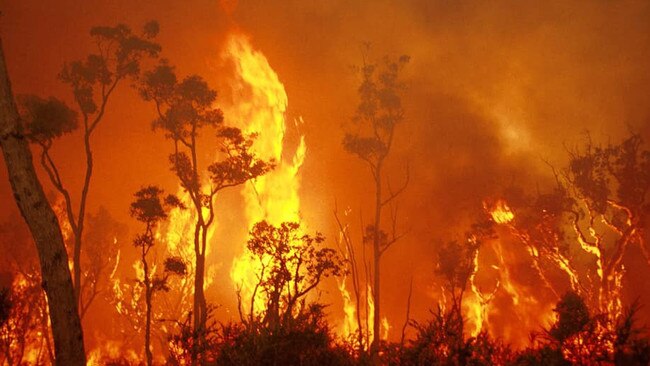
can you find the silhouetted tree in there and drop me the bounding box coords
[79,207,127,318]
[564,133,650,314]
[613,301,650,365]
[20,22,161,315]
[242,221,345,330]
[213,221,348,365]
[342,50,409,363]
[140,61,272,360]
[515,292,650,365]
[397,218,498,366]
[0,38,85,365]
[493,133,650,320]
[549,292,590,344]
[435,237,480,313]
[166,306,220,365]
[334,204,372,353]
[129,186,187,366]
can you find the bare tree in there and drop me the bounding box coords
[334,206,369,352]
[0,38,85,365]
[21,22,161,315]
[342,50,409,363]
[139,62,273,361]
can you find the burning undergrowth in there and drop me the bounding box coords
[0,3,649,364]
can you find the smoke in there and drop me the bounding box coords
[1,0,649,348]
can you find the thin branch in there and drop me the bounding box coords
[381,162,410,207]
[400,276,413,346]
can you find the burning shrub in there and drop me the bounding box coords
[394,306,513,366]
[216,304,354,366]
[166,306,220,365]
[0,274,52,365]
[205,221,352,365]
[514,292,650,365]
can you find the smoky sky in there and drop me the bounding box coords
[0,0,649,345]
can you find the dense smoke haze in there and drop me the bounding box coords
[0,0,649,363]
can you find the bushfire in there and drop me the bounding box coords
[0,1,649,366]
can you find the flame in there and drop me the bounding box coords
[338,276,357,338]
[466,242,498,337]
[52,197,74,272]
[381,316,390,341]
[469,203,557,345]
[224,33,307,314]
[87,340,139,366]
[367,284,376,343]
[486,199,514,224]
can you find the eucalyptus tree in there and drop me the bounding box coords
[140,61,272,361]
[342,52,409,363]
[21,22,161,315]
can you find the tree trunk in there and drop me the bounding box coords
[144,257,153,366]
[192,251,206,365]
[0,38,86,365]
[370,166,383,365]
[73,231,82,304]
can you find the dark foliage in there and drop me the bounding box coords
[216,304,355,366]
[0,288,9,327]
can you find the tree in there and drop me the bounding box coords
[564,133,649,315]
[0,218,56,364]
[129,186,187,366]
[514,292,650,365]
[216,221,349,366]
[21,22,161,315]
[79,206,127,319]
[333,205,372,353]
[398,219,497,366]
[139,61,272,359]
[549,292,590,344]
[242,221,345,329]
[0,38,85,365]
[0,274,50,365]
[342,50,409,363]
[488,133,650,364]
[493,133,650,318]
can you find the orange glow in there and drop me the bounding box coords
[224,33,307,314]
[338,276,357,338]
[486,199,515,224]
[1,2,649,363]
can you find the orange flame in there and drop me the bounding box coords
[487,199,514,224]
[223,33,307,314]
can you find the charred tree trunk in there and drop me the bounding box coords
[143,255,153,366]
[192,248,206,365]
[74,128,94,306]
[193,252,206,329]
[370,165,382,365]
[0,38,85,366]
